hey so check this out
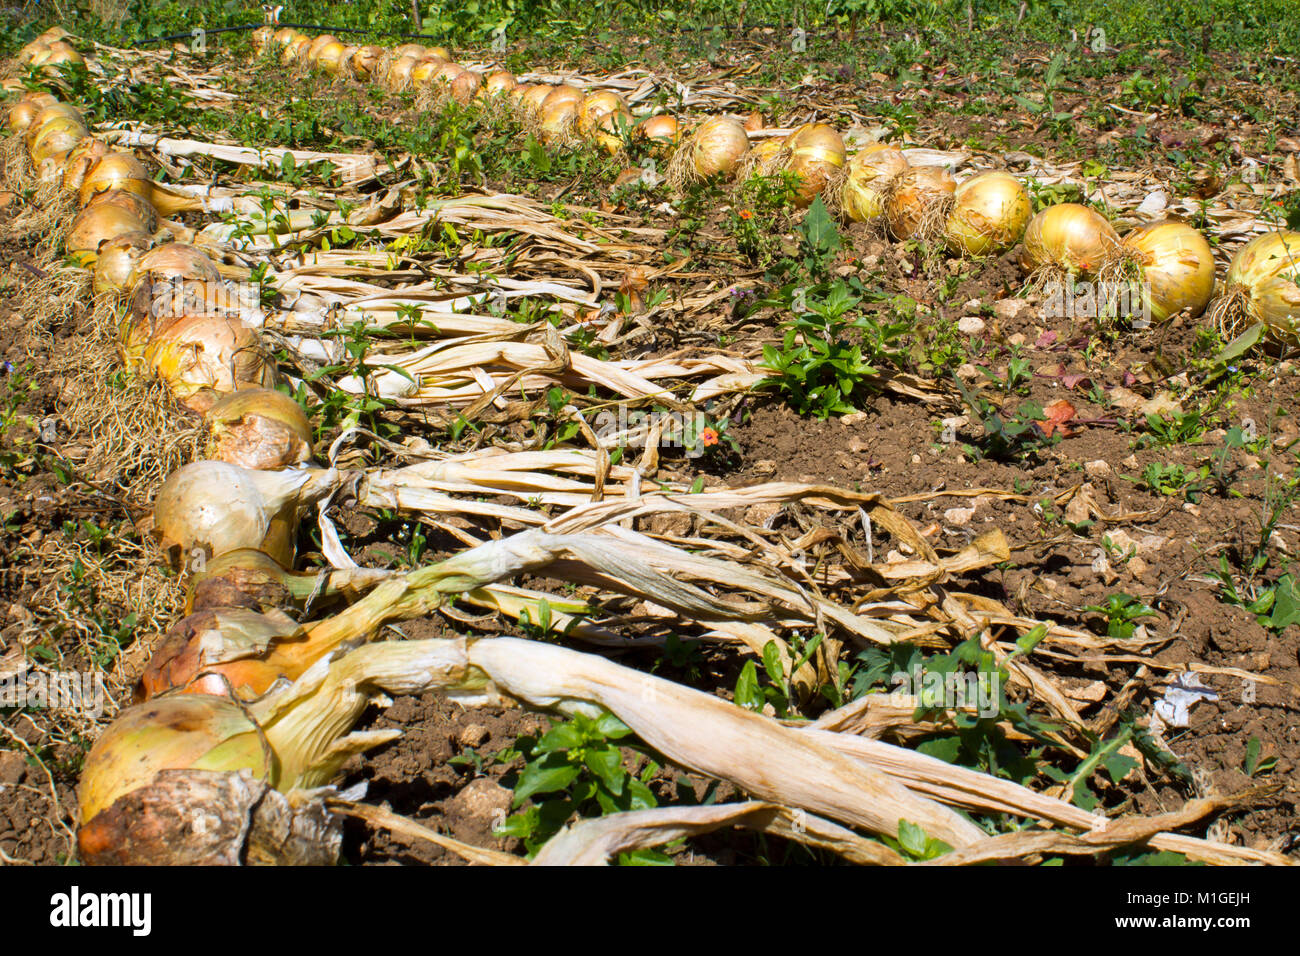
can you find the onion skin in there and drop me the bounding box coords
[522,83,553,115]
[129,242,222,288]
[84,188,159,233]
[92,233,150,296]
[944,170,1032,256]
[1219,231,1300,336]
[66,204,149,260]
[7,92,59,134]
[59,138,108,194]
[1108,220,1216,322]
[483,70,518,96]
[350,45,383,77]
[688,117,750,180]
[1020,203,1119,277]
[206,387,314,471]
[142,313,278,406]
[784,123,846,207]
[842,145,912,222]
[639,114,679,146]
[885,166,956,240]
[77,151,152,207]
[450,70,483,105]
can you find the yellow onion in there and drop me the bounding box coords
[639,114,679,147]
[542,84,585,113]
[6,91,59,134]
[1020,203,1119,277]
[510,82,533,102]
[92,233,151,296]
[305,34,339,66]
[141,314,277,406]
[384,54,420,91]
[483,70,517,96]
[944,170,1032,256]
[206,387,313,471]
[885,165,956,240]
[41,26,72,40]
[129,242,222,288]
[17,39,50,65]
[25,104,84,148]
[182,548,387,617]
[316,41,349,76]
[450,69,482,105]
[669,117,750,187]
[1098,220,1215,322]
[540,91,582,144]
[783,123,845,207]
[65,204,148,262]
[85,188,159,233]
[579,90,630,152]
[521,83,553,115]
[394,43,426,57]
[427,45,451,60]
[273,27,301,46]
[840,144,909,223]
[282,36,311,64]
[408,56,440,85]
[738,138,786,181]
[28,121,87,168]
[77,151,152,206]
[59,137,107,193]
[1212,231,1300,338]
[350,45,383,77]
[251,25,275,51]
[151,460,338,568]
[38,41,83,70]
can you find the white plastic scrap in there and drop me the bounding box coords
[1151,672,1219,733]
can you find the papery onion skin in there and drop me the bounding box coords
[206,387,314,471]
[450,70,482,105]
[142,313,277,406]
[686,117,750,180]
[92,233,150,296]
[885,165,956,240]
[129,242,222,288]
[639,114,679,146]
[84,188,159,233]
[1109,220,1216,322]
[350,45,383,77]
[1020,203,1119,277]
[65,204,148,261]
[7,91,59,134]
[841,145,909,222]
[483,70,518,96]
[77,151,152,207]
[784,123,846,208]
[944,170,1032,256]
[521,83,554,115]
[59,137,108,194]
[1220,231,1300,336]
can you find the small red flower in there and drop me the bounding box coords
[700,427,720,447]
[738,209,753,220]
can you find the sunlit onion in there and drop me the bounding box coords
[639,114,679,147]
[305,35,338,66]
[317,42,349,76]
[6,91,58,134]
[521,83,553,115]
[66,203,148,261]
[1019,203,1118,278]
[350,45,383,77]
[1098,220,1216,322]
[92,233,150,296]
[943,170,1032,256]
[385,54,420,91]
[206,387,313,471]
[483,70,517,96]
[1211,231,1300,339]
[85,188,159,233]
[668,117,750,188]
[840,145,909,223]
[59,137,107,193]
[885,165,956,240]
[450,69,482,104]
[129,242,222,288]
[783,123,845,207]
[142,313,277,407]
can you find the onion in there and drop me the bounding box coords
[384,54,420,91]
[639,114,679,147]
[129,242,222,288]
[943,170,1032,256]
[317,42,349,76]
[540,98,580,145]
[141,313,277,407]
[282,36,311,65]
[427,45,452,60]
[17,40,49,65]
[77,151,151,206]
[737,138,786,181]
[84,188,159,233]
[273,27,301,46]
[350,45,383,77]
[6,91,58,134]
[183,548,388,617]
[92,233,150,296]
[65,203,148,261]
[579,90,630,152]
[840,144,909,222]
[251,25,275,51]
[1020,203,1118,278]
[305,34,338,66]
[521,83,553,115]
[667,116,750,189]
[408,56,443,85]
[206,387,314,471]
[783,122,845,207]
[394,43,426,58]
[151,460,339,568]
[484,70,517,96]
[1211,231,1300,339]
[139,607,305,700]
[39,41,83,70]
[885,165,956,240]
[59,137,107,193]
[28,120,87,167]
[1097,220,1216,322]
[450,69,482,105]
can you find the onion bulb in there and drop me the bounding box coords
[639,114,679,147]
[884,165,956,240]
[943,170,1032,256]
[667,116,750,189]
[152,460,339,568]
[1210,231,1300,339]
[140,313,277,407]
[409,56,445,85]
[350,45,383,77]
[92,233,150,296]
[316,41,349,76]
[305,34,338,66]
[839,144,909,223]
[65,203,149,262]
[84,188,159,233]
[384,54,420,91]
[206,387,313,471]
[37,41,83,70]
[59,137,108,193]
[1020,203,1118,278]
[1097,220,1216,322]
[483,70,517,96]
[129,242,222,288]
[6,91,59,134]
[783,122,845,207]
[272,27,300,46]
[521,83,553,116]
[394,43,426,58]
[77,151,151,206]
[539,96,581,145]
[183,548,388,617]
[450,69,482,105]
[282,36,311,65]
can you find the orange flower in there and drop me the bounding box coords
[700,427,720,447]
[738,209,753,220]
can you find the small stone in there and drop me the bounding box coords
[943,506,976,526]
[840,411,868,426]
[956,363,981,382]
[745,502,781,527]
[1007,332,1027,346]
[1183,502,1200,516]
[847,437,869,454]
[957,315,986,335]
[1121,454,1139,469]
[1084,459,1111,478]
[1128,555,1148,576]
[752,459,777,475]
[992,298,1030,322]
[911,454,922,464]
[446,778,513,826]
[458,724,490,748]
